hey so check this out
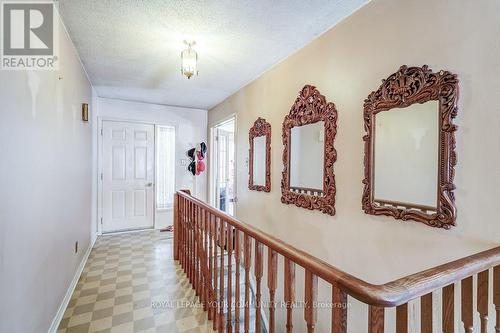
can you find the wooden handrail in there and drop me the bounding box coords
[176,190,500,307]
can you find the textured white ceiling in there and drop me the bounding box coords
[59,0,368,109]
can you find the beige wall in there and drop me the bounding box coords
[0,15,93,333]
[209,0,500,330]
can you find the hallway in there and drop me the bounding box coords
[2,1,500,332]
[58,231,213,333]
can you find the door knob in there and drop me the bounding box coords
[146,182,153,187]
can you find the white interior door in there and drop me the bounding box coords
[102,121,154,232]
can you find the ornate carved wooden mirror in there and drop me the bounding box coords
[281,85,338,215]
[249,117,271,192]
[362,65,459,228]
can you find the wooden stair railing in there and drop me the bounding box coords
[174,190,500,332]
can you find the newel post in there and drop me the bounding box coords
[174,189,191,260]
[173,193,179,260]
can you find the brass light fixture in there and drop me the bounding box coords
[82,103,89,121]
[181,40,198,79]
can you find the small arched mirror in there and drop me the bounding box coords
[249,118,271,192]
[362,65,459,229]
[281,85,338,215]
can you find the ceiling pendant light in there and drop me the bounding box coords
[181,40,198,79]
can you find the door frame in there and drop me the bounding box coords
[97,117,178,235]
[209,114,237,214]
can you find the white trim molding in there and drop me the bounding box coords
[47,236,97,333]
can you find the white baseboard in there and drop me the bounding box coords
[47,235,97,333]
[90,234,97,247]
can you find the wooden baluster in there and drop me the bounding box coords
[197,207,202,298]
[477,270,489,333]
[193,203,197,289]
[186,198,189,272]
[202,210,206,303]
[421,293,432,333]
[173,194,179,260]
[179,197,183,268]
[395,303,407,333]
[199,208,205,307]
[268,249,278,333]
[192,203,199,288]
[244,234,252,333]
[234,229,241,333]
[199,209,203,298]
[181,197,185,270]
[461,276,474,333]
[187,199,190,272]
[197,207,201,297]
[187,199,190,271]
[226,224,233,333]
[192,202,196,289]
[194,206,198,291]
[212,216,219,331]
[368,306,384,333]
[183,198,188,271]
[194,206,199,296]
[200,209,206,311]
[442,284,454,333]
[255,241,264,333]
[494,266,500,333]
[204,210,209,313]
[192,203,195,287]
[218,219,225,333]
[207,212,213,320]
[304,270,318,333]
[195,204,199,291]
[189,201,194,284]
[332,285,347,333]
[183,198,187,270]
[182,198,186,268]
[198,208,203,300]
[284,258,296,333]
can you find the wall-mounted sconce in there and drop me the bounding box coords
[82,103,89,122]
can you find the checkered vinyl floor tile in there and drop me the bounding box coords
[57,230,215,333]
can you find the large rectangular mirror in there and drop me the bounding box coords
[363,65,459,229]
[252,136,266,186]
[374,101,438,208]
[249,118,271,192]
[290,121,324,195]
[281,85,338,215]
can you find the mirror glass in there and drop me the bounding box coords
[289,121,325,193]
[374,101,439,208]
[252,135,266,186]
